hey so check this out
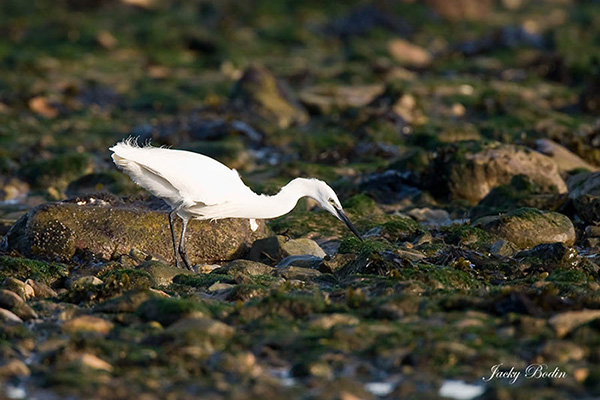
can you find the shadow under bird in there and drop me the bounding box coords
[110,139,362,270]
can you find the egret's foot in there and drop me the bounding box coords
[179,248,193,270]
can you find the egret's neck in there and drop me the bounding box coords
[245,179,309,219]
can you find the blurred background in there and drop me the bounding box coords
[1,0,599,212]
[2,1,600,399]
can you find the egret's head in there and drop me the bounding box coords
[304,179,362,240]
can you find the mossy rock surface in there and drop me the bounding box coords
[473,208,575,249]
[428,144,567,204]
[1,202,270,264]
[568,171,600,223]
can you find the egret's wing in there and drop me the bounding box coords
[110,142,255,206]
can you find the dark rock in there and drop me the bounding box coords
[514,243,579,272]
[473,208,575,249]
[470,175,568,219]
[359,170,422,204]
[249,236,326,264]
[231,64,308,129]
[323,4,412,38]
[427,144,567,204]
[276,266,322,281]
[1,201,270,264]
[275,255,322,269]
[94,289,167,313]
[568,171,600,224]
[136,297,205,326]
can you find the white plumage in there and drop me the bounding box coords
[110,139,361,269]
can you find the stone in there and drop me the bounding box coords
[549,309,600,338]
[249,236,326,264]
[428,144,567,204]
[75,353,113,372]
[63,315,114,335]
[68,276,103,289]
[1,277,33,300]
[425,0,492,20]
[490,239,519,257]
[474,208,575,250]
[0,289,37,320]
[308,313,360,330]
[0,308,23,323]
[541,340,586,363]
[275,255,323,269]
[231,64,308,128]
[25,279,56,299]
[299,84,385,114]
[0,359,30,377]
[276,266,322,281]
[219,259,274,278]
[387,39,432,68]
[137,261,194,286]
[568,171,600,224]
[535,139,598,174]
[1,201,270,264]
[166,316,234,339]
[94,289,167,314]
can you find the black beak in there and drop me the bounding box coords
[334,206,363,241]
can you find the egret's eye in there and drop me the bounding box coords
[328,198,335,205]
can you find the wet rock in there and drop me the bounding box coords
[249,236,326,264]
[276,255,322,269]
[568,171,600,224]
[535,139,598,174]
[2,201,270,264]
[0,359,30,377]
[0,289,37,320]
[63,315,114,335]
[137,261,193,286]
[453,25,544,56]
[473,208,575,249]
[549,309,600,338]
[231,64,308,128]
[299,84,385,114]
[405,208,450,227]
[514,243,578,272]
[387,39,432,68]
[428,144,567,204]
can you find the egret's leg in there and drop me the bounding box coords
[178,217,193,271]
[168,210,180,268]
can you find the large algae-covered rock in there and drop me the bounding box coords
[1,201,270,264]
[427,144,567,204]
[473,208,575,250]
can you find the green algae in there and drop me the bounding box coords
[0,255,68,284]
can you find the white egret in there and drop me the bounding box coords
[110,139,362,270]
